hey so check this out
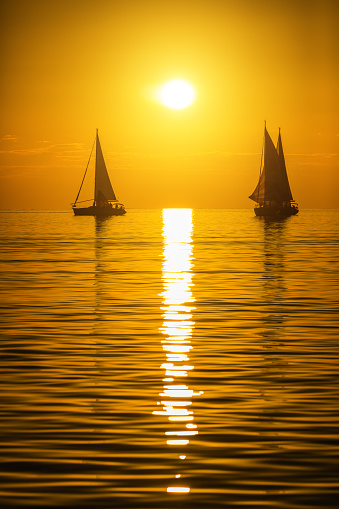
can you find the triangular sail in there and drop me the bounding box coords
[276,130,293,202]
[249,127,293,205]
[249,127,281,204]
[249,167,265,204]
[94,131,117,203]
[263,128,283,202]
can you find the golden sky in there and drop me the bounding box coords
[1,0,338,209]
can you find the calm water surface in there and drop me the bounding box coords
[1,209,339,508]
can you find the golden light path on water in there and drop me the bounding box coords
[153,209,203,495]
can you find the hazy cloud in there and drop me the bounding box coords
[1,135,19,142]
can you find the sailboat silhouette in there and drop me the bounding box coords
[249,124,298,217]
[72,130,126,216]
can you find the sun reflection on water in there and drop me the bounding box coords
[153,209,202,495]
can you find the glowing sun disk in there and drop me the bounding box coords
[160,80,195,110]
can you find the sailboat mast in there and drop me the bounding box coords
[94,128,100,206]
[257,122,265,203]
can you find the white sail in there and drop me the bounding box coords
[94,131,117,203]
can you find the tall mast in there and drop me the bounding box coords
[257,121,265,203]
[94,129,98,205]
[263,121,266,205]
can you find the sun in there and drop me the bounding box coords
[160,80,196,110]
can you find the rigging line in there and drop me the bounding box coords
[73,136,96,205]
[70,199,93,205]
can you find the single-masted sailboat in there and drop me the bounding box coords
[72,130,126,216]
[249,124,298,217]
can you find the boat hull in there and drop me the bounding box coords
[73,205,126,217]
[254,205,298,217]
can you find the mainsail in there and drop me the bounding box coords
[249,127,293,205]
[94,131,117,203]
[276,130,293,203]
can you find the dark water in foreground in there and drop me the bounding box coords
[1,209,339,508]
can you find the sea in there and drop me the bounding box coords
[1,208,339,509]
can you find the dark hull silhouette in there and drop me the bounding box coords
[254,204,298,217]
[73,205,126,217]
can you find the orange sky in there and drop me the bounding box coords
[1,0,338,209]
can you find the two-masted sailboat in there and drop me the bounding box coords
[249,125,298,217]
[72,130,126,216]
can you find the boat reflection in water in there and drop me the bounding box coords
[153,209,202,495]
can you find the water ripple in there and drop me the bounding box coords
[0,209,339,508]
